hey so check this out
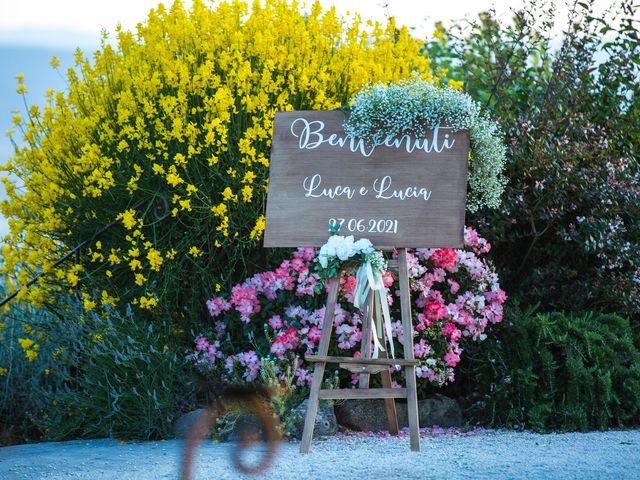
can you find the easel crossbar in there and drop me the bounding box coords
[318,388,408,400]
[305,355,419,366]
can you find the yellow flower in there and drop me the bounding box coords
[241,185,253,203]
[179,198,192,211]
[117,209,137,230]
[134,273,147,286]
[66,271,80,287]
[147,248,163,271]
[189,246,203,257]
[174,152,187,167]
[83,295,96,311]
[249,214,266,240]
[108,250,122,265]
[221,187,237,202]
[211,203,227,216]
[139,293,157,310]
[0,367,8,376]
[18,338,35,350]
[447,79,464,90]
[165,248,177,260]
[50,56,61,69]
[101,290,117,306]
[242,171,256,184]
[25,350,38,362]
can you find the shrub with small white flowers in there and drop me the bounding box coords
[343,79,507,212]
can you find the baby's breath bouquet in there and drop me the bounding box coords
[343,78,507,212]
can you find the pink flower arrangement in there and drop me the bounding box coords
[189,227,506,389]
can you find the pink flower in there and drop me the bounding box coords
[230,284,260,322]
[237,350,261,381]
[190,225,504,390]
[443,350,460,367]
[382,271,394,288]
[195,336,209,351]
[340,275,357,294]
[268,315,283,330]
[270,327,299,358]
[441,322,455,336]
[414,339,431,358]
[295,367,313,387]
[206,297,231,317]
[425,301,447,322]
[430,248,457,270]
[486,288,507,304]
[293,247,316,262]
[307,326,322,343]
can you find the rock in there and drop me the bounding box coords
[219,413,266,443]
[335,399,391,432]
[335,394,463,431]
[287,399,338,440]
[411,394,464,428]
[174,408,210,438]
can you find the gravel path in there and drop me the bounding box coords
[1,429,639,480]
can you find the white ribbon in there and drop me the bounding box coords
[353,261,395,359]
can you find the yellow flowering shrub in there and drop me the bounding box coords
[1,0,434,322]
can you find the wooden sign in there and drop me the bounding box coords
[264,110,469,248]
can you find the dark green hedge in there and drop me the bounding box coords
[461,308,640,431]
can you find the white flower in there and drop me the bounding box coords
[353,238,373,254]
[318,247,329,268]
[334,235,355,261]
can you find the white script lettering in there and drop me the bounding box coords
[290,117,454,157]
[373,176,432,202]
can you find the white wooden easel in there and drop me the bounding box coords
[299,248,420,453]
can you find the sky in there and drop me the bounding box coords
[0,0,530,49]
[0,0,624,240]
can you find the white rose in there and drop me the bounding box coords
[353,238,373,254]
[318,245,329,268]
[336,235,356,260]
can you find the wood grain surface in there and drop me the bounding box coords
[264,110,469,248]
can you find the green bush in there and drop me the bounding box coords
[0,300,64,445]
[425,0,640,317]
[40,302,195,440]
[0,291,195,443]
[460,307,640,431]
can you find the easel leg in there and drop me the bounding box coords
[358,293,372,389]
[299,277,340,454]
[379,322,399,435]
[398,248,420,452]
